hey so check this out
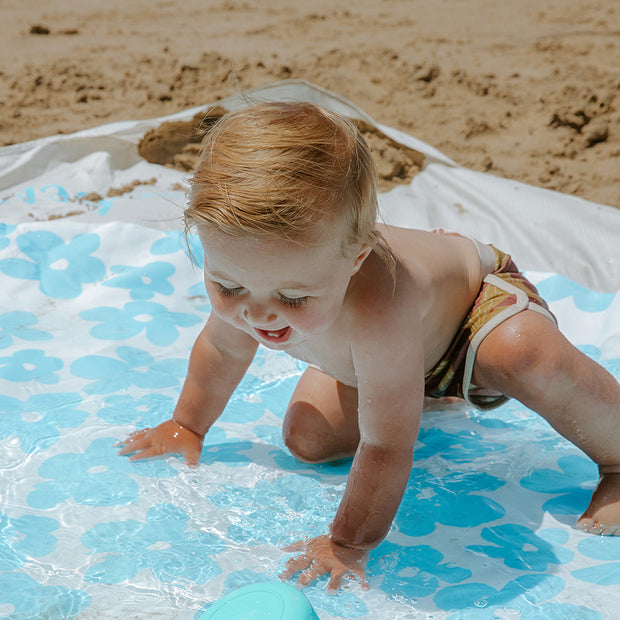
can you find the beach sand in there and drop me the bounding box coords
[1,0,619,207]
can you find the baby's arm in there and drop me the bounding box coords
[118,313,258,465]
[282,309,425,590]
[330,338,424,549]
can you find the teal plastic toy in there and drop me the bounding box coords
[199,582,320,619]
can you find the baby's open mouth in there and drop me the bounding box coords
[255,326,292,344]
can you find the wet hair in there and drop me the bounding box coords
[185,100,394,273]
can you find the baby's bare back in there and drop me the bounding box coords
[384,226,485,370]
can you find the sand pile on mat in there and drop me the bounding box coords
[137,109,423,191]
[1,0,619,207]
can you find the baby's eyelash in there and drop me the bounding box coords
[278,294,308,308]
[215,283,244,297]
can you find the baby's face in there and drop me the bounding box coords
[198,223,367,350]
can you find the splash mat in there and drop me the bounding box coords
[1,82,619,619]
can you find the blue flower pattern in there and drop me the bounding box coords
[368,541,471,599]
[27,438,175,509]
[97,392,175,426]
[536,274,614,312]
[466,525,573,571]
[0,311,51,349]
[0,230,105,298]
[0,213,618,618]
[0,512,59,571]
[0,348,62,384]
[80,300,200,346]
[0,222,15,250]
[572,537,620,586]
[416,426,507,463]
[82,503,225,585]
[394,469,505,536]
[520,454,599,515]
[210,475,337,547]
[102,261,175,299]
[0,392,86,453]
[0,573,90,619]
[435,574,601,619]
[70,345,187,394]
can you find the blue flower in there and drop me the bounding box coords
[0,230,105,298]
[0,512,60,570]
[0,573,90,619]
[201,425,252,467]
[150,231,203,262]
[415,427,507,463]
[80,300,201,346]
[187,281,210,312]
[0,222,16,250]
[209,474,336,547]
[102,261,176,300]
[572,536,620,586]
[520,454,598,515]
[27,437,175,509]
[82,503,225,585]
[368,541,471,600]
[70,346,187,394]
[466,525,572,571]
[535,274,614,313]
[394,468,505,536]
[0,348,62,384]
[150,231,185,255]
[0,310,53,349]
[97,392,175,426]
[435,573,600,619]
[0,392,86,453]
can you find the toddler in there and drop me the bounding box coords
[119,101,620,591]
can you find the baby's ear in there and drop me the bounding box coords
[352,244,372,274]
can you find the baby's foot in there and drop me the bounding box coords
[577,473,620,535]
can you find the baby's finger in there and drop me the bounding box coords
[127,446,162,461]
[117,436,151,456]
[184,450,201,468]
[297,563,324,587]
[349,564,369,590]
[115,429,150,448]
[326,567,346,592]
[279,554,311,580]
[281,540,307,553]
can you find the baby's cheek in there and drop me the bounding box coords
[210,298,237,322]
[294,305,339,333]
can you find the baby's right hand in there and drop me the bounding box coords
[117,419,204,467]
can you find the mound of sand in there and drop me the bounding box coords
[137,108,423,191]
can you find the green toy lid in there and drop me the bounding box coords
[199,582,320,619]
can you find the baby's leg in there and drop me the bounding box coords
[283,367,360,463]
[472,309,620,535]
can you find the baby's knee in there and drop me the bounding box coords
[282,425,326,464]
[479,312,567,393]
[282,403,328,463]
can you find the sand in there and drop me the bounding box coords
[1,0,619,207]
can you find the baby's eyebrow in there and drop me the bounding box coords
[279,283,322,292]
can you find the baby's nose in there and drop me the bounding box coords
[243,303,277,325]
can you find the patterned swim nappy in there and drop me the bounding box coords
[424,245,557,410]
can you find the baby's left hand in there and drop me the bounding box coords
[280,534,369,592]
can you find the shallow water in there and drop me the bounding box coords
[1,222,619,619]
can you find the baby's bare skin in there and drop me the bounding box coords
[119,220,620,591]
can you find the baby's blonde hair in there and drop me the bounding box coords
[185,101,393,271]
